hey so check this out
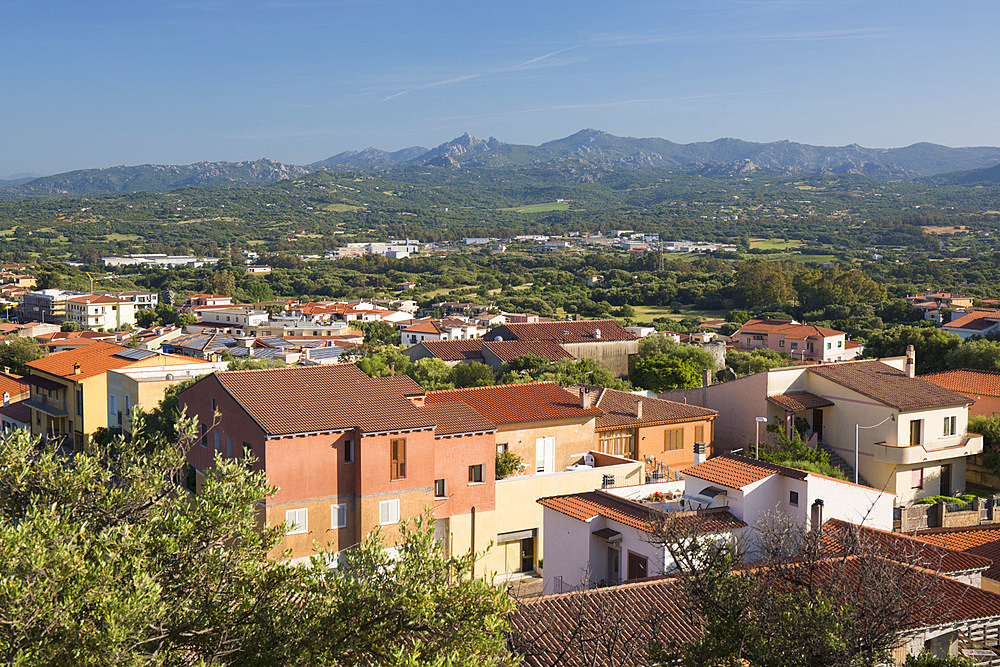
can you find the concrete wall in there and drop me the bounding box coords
[664,372,770,453]
[634,417,716,469]
[561,340,640,378]
[496,417,596,474]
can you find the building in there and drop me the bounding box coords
[101,254,220,268]
[23,342,194,449]
[923,368,1000,417]
[733,318,861,362]
[198,307,269,329]
[95,290,158,310]
[565,385,718,473]
[400,318,485,346]
[178,364,498,567]
[941,310,1000,339]
[183,294,233,309]
[245,265,272,274]
[20,289,84,323]
[65,294,137,330]
[482,320,639,377]
[914,525,1000,593]
[403,339,574,369]
[0,370,29,408]
[106,361,229,433]
[665,350,981,505]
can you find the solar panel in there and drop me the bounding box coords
[113,348,157,360]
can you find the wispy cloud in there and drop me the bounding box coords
[512,45,581,69]
[381,73,483,102]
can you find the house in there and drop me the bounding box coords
[178,364,498,568]
[0,401,30,432]
[539,490,745,593]
[665,349,982,506]
[182,294,233,310]
[923,368,1000,417]
[0,370,29,408]
[503,312,540,324]
[23,342,195,449]
[482,320,639,377]
[400,318,485,346]
[732,318,862,362]
[19,289,85,323]
[480,340,575,369]
[94,290,158,310]
[403,338,575,369]
[404,339,487,366]
[396,281,417,291]
[198,307,269,329]
[245,265,272,275]
[941,310,1000,339]
[106,361,229,433]
[65,294,137,330]
[564,385,718,473]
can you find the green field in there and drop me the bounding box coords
[631,305,727,323]
[749,238,803,250]
[500,201,570,213]
[321,203,363,212]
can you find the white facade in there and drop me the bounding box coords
[198,308,269,328]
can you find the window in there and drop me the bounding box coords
[109,394,117,418]
[664,428,684,452]
[826,342,832,350]
[76,389,83,416]
[211,398,216,411]
[789,491,799,507]
[124,394,130,414]
[379,499,400,525]
[627,551,648,581]
[344,439,354,463]
[496,443,508,456]
[213,430,220,453]
[226,436,232,458]
[943,416,957,437]
[390,438,406,480]
[779,339,785,347]
[838,341,843,348]
[791,342,798,349]
[535,437,555,474]
[200,423,207,448]
[435,478,447,498]
[694,425,705,444]
[469,464,484,483]
[599,429,635,457]
[285,508,308,534]
[909,420,923,447]
[332,503,347,529]
[912,468,924,489]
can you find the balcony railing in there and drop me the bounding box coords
[873,432,984,464]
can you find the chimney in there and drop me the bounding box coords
[593,328,601,340]
[73,362,81,375]
[636,400,643,420]
[693,440,706,464]
[905,344,915,378]
[811,499,824,532]
[702,368,712,387]
[581,386,592,410]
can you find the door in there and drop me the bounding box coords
[606,547,620,586]
[627,551,648,581]
[940,464,952,498]
[520,538,535,573]
[812,409,824,441]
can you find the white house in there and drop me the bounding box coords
[941,310,1000,339]
[401,318,485,346]
[65,294,137,330]
[198,307,269,329]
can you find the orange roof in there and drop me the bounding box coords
[0,372,29,399]
[737,318,844,339]
[187,294,230,300]
[565,385,717,430]
[808,360,970,411]
[942,310,1000,331]
[487,319,637,344]
[914,525,1000,581]
[922,368,1000,398]
[26,341,173,380]
[424,382,603,425]
[420,401,496,436]
[66,294,130,305]
[417,339,486,362]
[684,454,805,489]
[482,340,574,363]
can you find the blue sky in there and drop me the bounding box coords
[4,0,1000,176]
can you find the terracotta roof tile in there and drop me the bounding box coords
[66,294,130,305]
[767,391,835,412]
[738,318,845,339]
[943,310,1000,331]
[424,382,603,425]
[206,364,436,436]
[420,401,497,436]
[487,319,637,344]
[922,368,1000,399]
[807,360,971,411]
[0,400,30,423]
[0,372,29,399]
[914,524,1000,581]
[482,340,574,363]
[417,339,486,362]
[565,385,717,430]
[26,341,173,380]
[538,490,745,534]
[683,453,807,489]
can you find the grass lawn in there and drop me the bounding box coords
[321,203,363,212]
[629,305,728,323]
[499,202,570,213]
[749,238,803,250]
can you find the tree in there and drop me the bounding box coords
[725,349,792,377]
[944,338,1000,372]
[355,321,401,346]
[0,423,516,665]
[355,347,411,378]
[135,308,157,328]
[0,335,44,374]
[453,362,495,388]
[60,321,81,332]
[495,451,523,479]
[243,280,274,304]
[409,357,455,390]
[733,258,796,308]
[632,356,702,393]
[863,326,961,374]
[226,358,285,371]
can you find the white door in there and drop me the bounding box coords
[535,437,555,474]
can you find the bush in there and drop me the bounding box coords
[495,451,523,479]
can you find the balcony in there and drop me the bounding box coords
[873,432,984,465]
[23,396,68,418]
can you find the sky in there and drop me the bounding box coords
[4,0,1000,176]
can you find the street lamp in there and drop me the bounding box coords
[755,416,768,458]
[855,415,895,484]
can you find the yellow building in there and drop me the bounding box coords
[107,361,229,433]
[66,294,136,331]
[23,342,196,449]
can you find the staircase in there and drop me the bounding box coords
[816,441,872,488]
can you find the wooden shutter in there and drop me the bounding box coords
[391,438,406,479]
[694,425,704,443]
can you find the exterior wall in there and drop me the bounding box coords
[486,460,644,578]
[664,371,771,452]
[496,417,597,474]
[633,417,715,470]
[560,340,639,377]
[805,474,894,531]
[966,394,1000,418]
[539,508,593,593]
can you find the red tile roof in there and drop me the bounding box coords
[0,372,29,400]
[922,368,1000,399]
[807,360,971,411]
[737,318,844,339]
[538,490,745,535]
[423,382,603,425]
[683,454,807,489]
[482,340,574,363]
[0,400,30,424]
[942,310,1000,331]
[565,385,716,430]
[26,341,170,380]
[205,364,436,436]
[766,391,835,412]
[488,319,637,344]
[66,294,130,305]
[914,524,1000,581]
[416,339,486,362]
[420,401,497,436]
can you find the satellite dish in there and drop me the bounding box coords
[165,374,174,381]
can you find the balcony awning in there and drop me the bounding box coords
[592,528,621,541]
[25,375,64,392]
[767,392,834,412]
[22,398,68,418]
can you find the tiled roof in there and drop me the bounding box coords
[822,519,991,575]
[420,401,497,436]
[538,490,745,535]
[417,339,486,362]
[0,400,30,423]
[206,364,436,436]
[807,360,970,412]
[922,368,1000,399]
[914,525,1000,581]
[683,454,807,490]
[66,294,130,305]
[565,385,716,430]
[0,372,29,399]
[482,340,574,363]
[423,382,604,425]
[767,391,835,412]
[26,341,162,380]
[489,319,638,344]
[737,318,844,339]
[943,310,1000,331]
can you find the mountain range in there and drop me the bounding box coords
[7,130,1000,198]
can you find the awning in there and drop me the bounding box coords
[592,528,621,541]
[497,528,537,544]
[26,375,64,392]
[767,391,834,412]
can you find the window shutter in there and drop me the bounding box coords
[545,437,555,473]
[535,438,545,473]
